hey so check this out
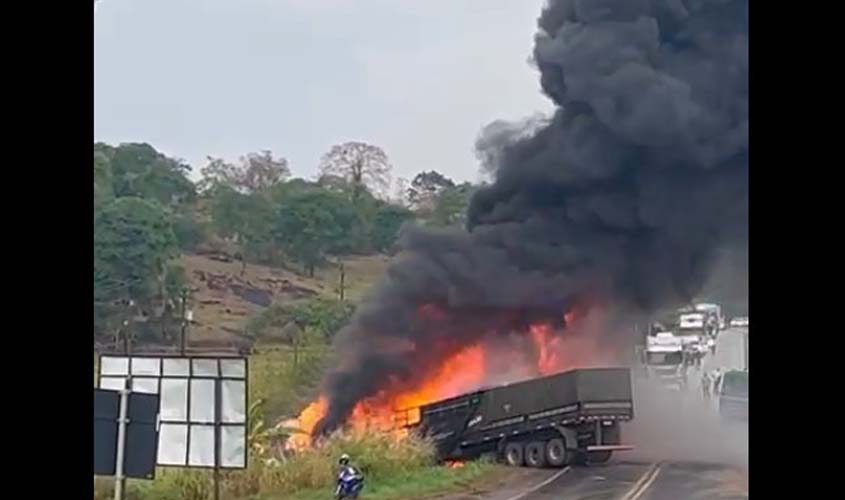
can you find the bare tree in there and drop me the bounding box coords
[319,141,392,200]
[240,151,290,192]
[391,177,411,207]
[199,150,290,194]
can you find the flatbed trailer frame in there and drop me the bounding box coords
[396,368,634,468]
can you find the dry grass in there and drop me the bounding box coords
[313,255,391,303]
[93,431,488,500]
[247,345,329,421]
[179,253,389,345]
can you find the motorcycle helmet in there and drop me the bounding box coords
[339,453,350,466]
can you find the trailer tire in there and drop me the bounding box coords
[587,451,612,464]
[503,442,524,467]
[544,438,568,467]
[525,442,546,468]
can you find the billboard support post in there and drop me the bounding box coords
[114,379,130,500]
[214,378,221,500]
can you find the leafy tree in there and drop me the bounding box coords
[319,141,392,201]
[269,178,323,201]
[288,298,355,341]
[94,150,114,209]
[199,150,290,194]
[370,204,414,253]
[208,186,274,261]
[171,211,209,252]
[431,182,475,227]
[272,191,359,275]
[247,298,354,342]
[317,174,360,200]
[100,143,196,207]
[407,170,455,213]
[94,197,180,338]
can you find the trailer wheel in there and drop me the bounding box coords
[503,442,524,467]
[587,451,612,464]
[544,438,568,467]
[525,442,547,468]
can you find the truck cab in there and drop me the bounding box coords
[643,332,687,390]
[677,312,708,355]
[718,370,748,421]
[694,303,724,334]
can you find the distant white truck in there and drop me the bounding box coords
[678,312,707,347]
[730,316,749,328]
[642,332,688,391]
[694,303,724,333]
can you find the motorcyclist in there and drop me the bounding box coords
[336,453,364,499]
[338,454,361,476]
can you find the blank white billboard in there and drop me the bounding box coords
[97,355,248,469]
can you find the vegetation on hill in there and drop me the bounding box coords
[93,140,486,499]
[93,141,476,348]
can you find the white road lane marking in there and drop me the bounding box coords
[502,466,572,500]
[620,462,663,500]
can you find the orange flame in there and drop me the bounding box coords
[530,323,566,376]
[283,304,612,450]
[281,397,328,451]
[348,344,486,433]
[283,344,486,449]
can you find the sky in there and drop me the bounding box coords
[94,0,552,184]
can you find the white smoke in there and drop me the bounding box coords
[625,378,748,469]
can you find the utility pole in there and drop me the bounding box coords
[179,288,189,356]
[338,261,346,301]
[122,300,135,355]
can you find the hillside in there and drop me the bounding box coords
[179,251,391,347]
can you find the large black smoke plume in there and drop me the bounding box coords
[314,0,748,435]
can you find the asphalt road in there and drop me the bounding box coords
[704,326,748,373]
[513,461,747,500]
[511,327,749,500]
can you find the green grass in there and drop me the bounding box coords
[247,344,328,420]
[94,431,498,500]
[313,255,389,302]
[264,461,497,500]
[95,461,498,500]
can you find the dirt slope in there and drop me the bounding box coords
[178,252,389,346]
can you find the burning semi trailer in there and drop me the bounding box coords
[398,367,634,467]
[283,307,632,466]
[284,0,747,468]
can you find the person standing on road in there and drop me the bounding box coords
[711,368,722,396]
[701,371,711,400]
